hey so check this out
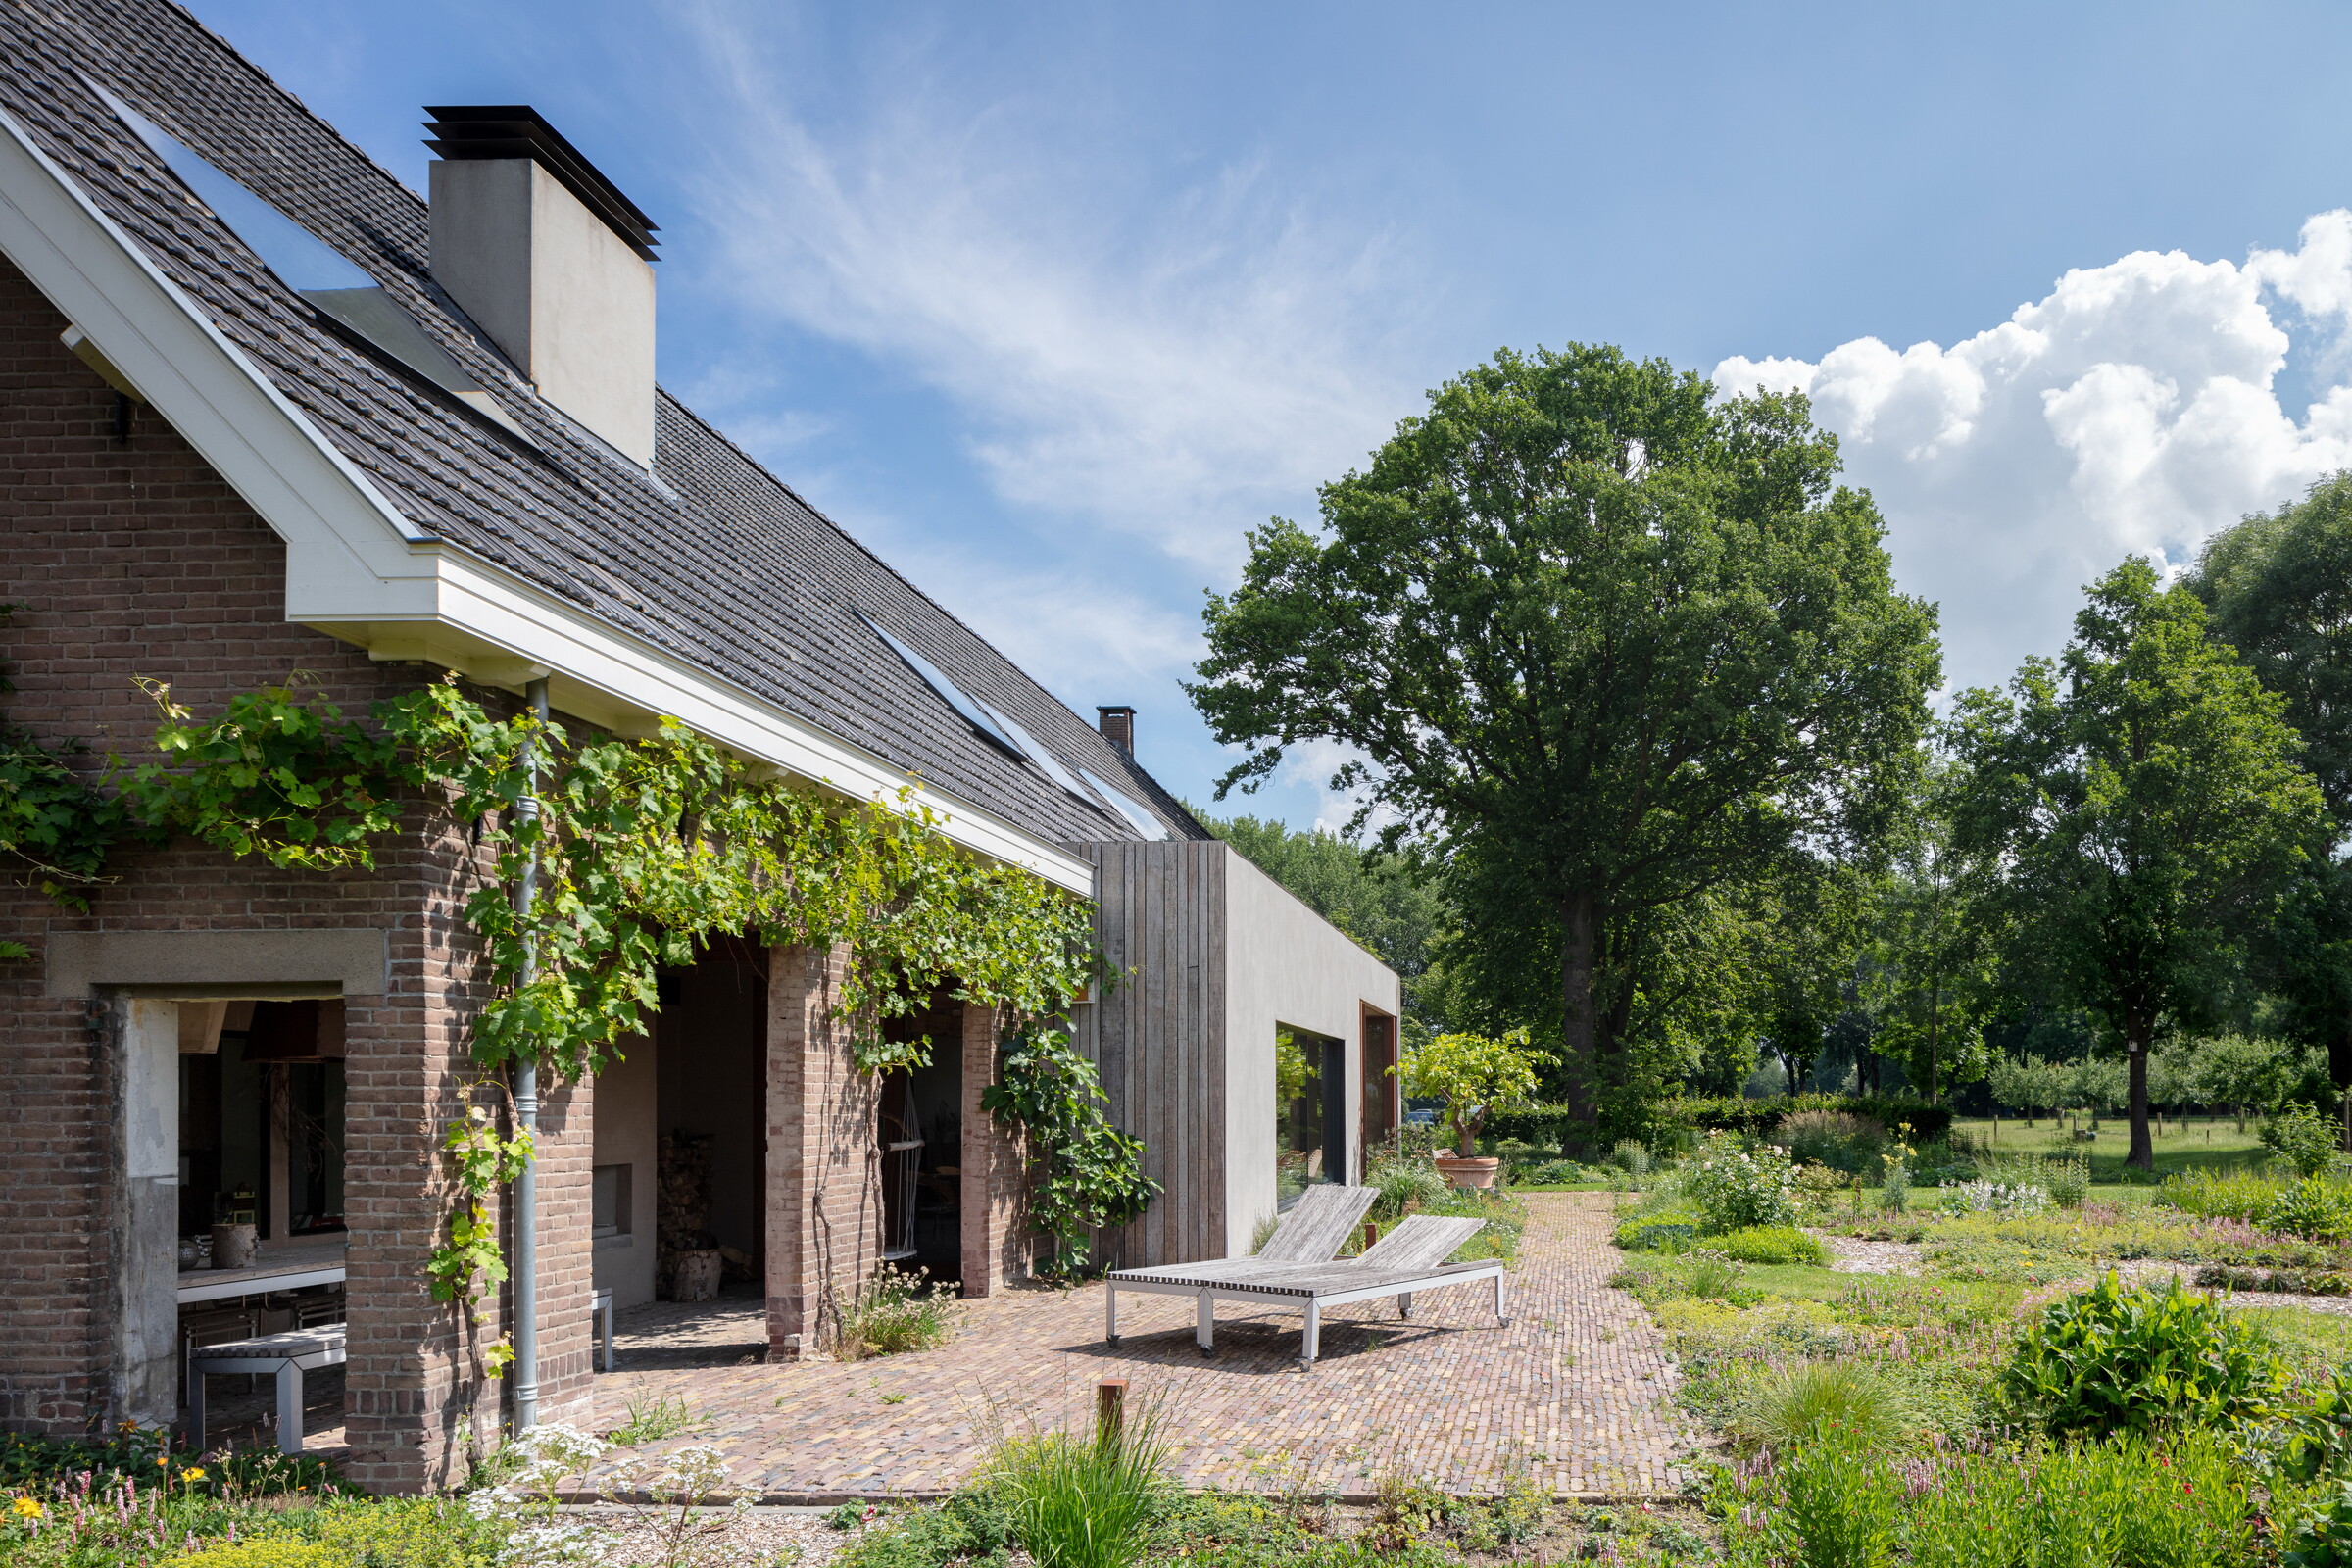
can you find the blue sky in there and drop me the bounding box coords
[191,0,2352,829]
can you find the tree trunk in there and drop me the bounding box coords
[1560,891,1599,1125]
[2330,1022,2352,1096]
[1924,981,1940,1102]
[2126,1039,2154,1171]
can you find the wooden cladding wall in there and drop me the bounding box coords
[1070,840,1228,1268]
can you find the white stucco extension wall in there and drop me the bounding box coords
[590,1033,659,1308]
[1220,850,1401,1256]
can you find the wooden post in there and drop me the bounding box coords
[1363,1221,1379,1254]
[1097,1378,1127,1448]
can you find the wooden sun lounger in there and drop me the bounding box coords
[1105,1212,1506,1368]
[1103,1183,1379,1297]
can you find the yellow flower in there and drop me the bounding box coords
[10,1496,42,1519]
[180,1468,207,1483]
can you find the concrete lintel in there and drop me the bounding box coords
[46,928,388,999]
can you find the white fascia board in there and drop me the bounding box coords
[315,543,1096,892]
[0,106,1094,896]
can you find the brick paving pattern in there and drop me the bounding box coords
[588,1193,1698,1502]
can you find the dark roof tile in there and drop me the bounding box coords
[0,0,1205,846]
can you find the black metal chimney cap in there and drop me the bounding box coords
[424,105,659,260]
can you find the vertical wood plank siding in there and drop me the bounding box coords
[1068,841,1228,1267]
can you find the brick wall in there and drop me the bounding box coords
[763,943,881,1355]
[0,255,589,1489]
[959,1002,1032,1292]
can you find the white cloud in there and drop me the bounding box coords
[1717,213,2352,692]
[676,4,1420,578]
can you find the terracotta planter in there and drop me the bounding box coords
[1434,1154,1501,1191]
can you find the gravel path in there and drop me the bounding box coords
[2108,1258,2352,1318]
[1814,1232,1922,1276]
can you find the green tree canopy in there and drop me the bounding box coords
[2188,473,2352,1086]
[1191,344,1940,1127]
[1862,758,1996,1102]
[2190,472,2352,816]
[1187,805,1450,1039]
[1398,1028,1551,1156]
[1950,559,2328,1169]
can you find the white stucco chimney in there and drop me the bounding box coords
[425,107,660,467]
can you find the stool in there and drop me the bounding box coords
[187,1326,346,1455]
[592,1287,616,1371]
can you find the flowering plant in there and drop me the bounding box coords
[1939,1179,2050,1215]
[1684,1131,1798,1230]
[466,1423,753,1568]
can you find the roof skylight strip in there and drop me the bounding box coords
[979,700,1097,803]
[91,82,525,438]
[858,613,1023,757]
[1080,768,1172,842]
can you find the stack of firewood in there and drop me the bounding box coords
[656,1130,718,1300]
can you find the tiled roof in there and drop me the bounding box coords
[0,0,1205,847]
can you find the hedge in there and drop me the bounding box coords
[1486,1092,1952,1150]
[1669,1093,1953,1143]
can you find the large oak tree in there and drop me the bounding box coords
[1189,345,1939,1124]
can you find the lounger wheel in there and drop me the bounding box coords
[1106,1334,1121,1346]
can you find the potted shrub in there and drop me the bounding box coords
[1399,1029,1551,1189]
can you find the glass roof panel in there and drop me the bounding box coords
[859,614,1022,756]
[979,700,1096,802]
[93,82,524,439]
[101,87,373,293]
[1080,768,1172,841]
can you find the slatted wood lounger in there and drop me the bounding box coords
[1106,1213,1506,1368]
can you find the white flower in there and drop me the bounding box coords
[511,1423,611,1475]
[647,1444,735,1504]
[501,1522,614,1566]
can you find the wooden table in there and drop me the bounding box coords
[177,1235,346,1304]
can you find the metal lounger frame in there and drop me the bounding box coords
[1104,1212,1507,1367]
[1105,1259,1506,1367]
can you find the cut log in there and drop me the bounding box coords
[671,1249,722,1303]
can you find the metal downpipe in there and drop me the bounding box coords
[512,677,549,1431]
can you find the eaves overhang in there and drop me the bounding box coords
[0,103,1095,896]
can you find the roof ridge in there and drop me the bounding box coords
[7,0,1208,845]
[153,0,432,214]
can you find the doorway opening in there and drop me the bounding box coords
[877,997,963,1286]
[174,998,349,1450]
[1359,1005,1397,1173]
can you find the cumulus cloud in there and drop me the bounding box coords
[1717,211,2352,692]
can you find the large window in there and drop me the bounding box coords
[1275,1025,1347,1208]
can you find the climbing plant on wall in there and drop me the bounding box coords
[983,1020,1158,1274]
[4,667,1158,1342]
[0,608,125,956]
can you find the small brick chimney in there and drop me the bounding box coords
[1097,706,1135,757]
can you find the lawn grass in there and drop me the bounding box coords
[2238,1302,2352,1386]
[1951,1113,2275,1185]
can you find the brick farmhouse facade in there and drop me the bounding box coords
[0,0,1400,1494]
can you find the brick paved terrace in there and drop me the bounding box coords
[585,1192,1698,1502]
